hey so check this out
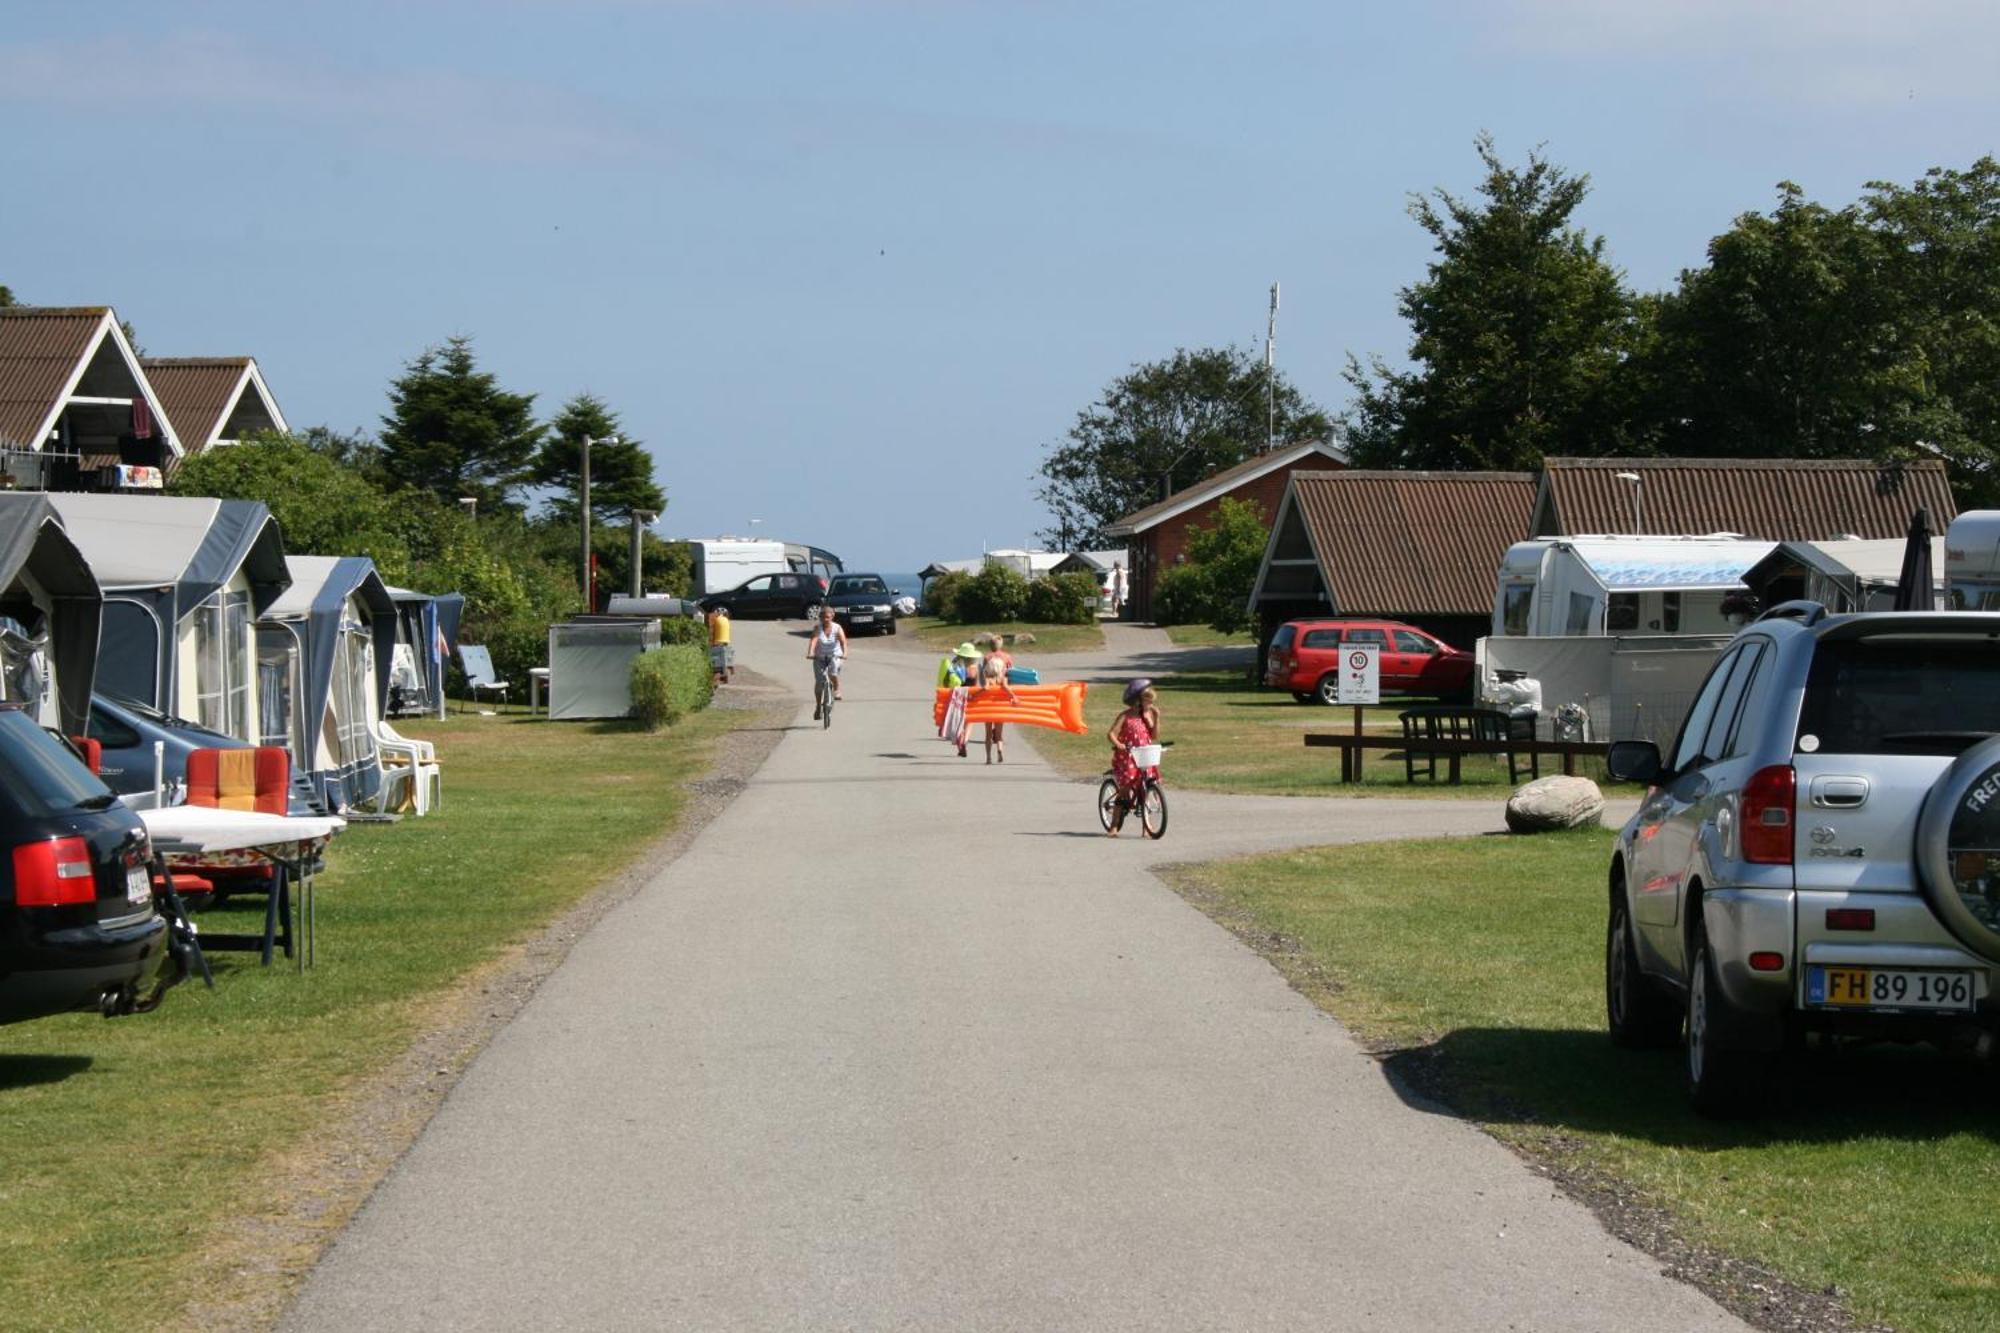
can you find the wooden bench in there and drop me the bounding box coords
[1399,706,1537,785]
[1304,726,1610,785]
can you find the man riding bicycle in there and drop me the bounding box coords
[807,606,849,721]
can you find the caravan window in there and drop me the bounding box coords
[193,597,228,733]
[225,594,253,738]
[1501,585,1532,636]
[1661,592,1682,634]
[1605,594,1639,633]
[1566,593,1595,636]
[258,628,299,754]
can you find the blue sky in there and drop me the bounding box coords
[3,1,1994,570]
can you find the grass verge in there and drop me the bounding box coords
[0,703,760,1330]
[904,616,1105,654]
[1160,624,1254,647]
[1030,669,1613,798]
[1170,831,2000,1333]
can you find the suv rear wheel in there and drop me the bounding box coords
[1606,886,1679,1048]
[1686,915,1757,1115]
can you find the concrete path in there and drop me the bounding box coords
[284,621,1729,1331]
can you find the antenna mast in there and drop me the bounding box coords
[1265,282,1280,452]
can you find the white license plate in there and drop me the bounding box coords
[848,613,873,623]
[1806,965,1974,1012]
[126,865,152,906]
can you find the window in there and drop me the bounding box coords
[98,601,159,704]
[258,629,298,754]
[1342,627,1388,646]
[193,596,228,733]
[1799,637,2000,755]
[1565,592,1594,635]
[830,576,887,594]
[1699,643,1763,764]
[1670,646,1742,773]
[1394,631,1434,654]
[743,576,775,593]
[1606,594,1639,632]
[1501,584,1532,636]
[1302,629,1341,649]
[1662,591,1682,634]
[84,704,142,751]
[225,594,253,739]
[1721,643,1770,759]
[1270,625,1296,652]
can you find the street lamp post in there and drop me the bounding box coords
[458,496,477,520]
[629,508,659,597]
[1616,471,1644,534]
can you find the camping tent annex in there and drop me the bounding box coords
[0,493,102,735]
[47,494,288,740]
[1492,535,1776,639]
[259,556,396,810]
[1743,538,1947,616]
[385,586,464,719]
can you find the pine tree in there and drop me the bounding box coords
[532,393,666,524]
[379,336,543,509]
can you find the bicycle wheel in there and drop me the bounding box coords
[1096,777,1121,831]
[1141,782,1168,839]
[819,672,834,729]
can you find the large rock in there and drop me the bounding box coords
[1505,774,1606,833]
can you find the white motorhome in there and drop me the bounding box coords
[686,538,843,596]
[1492,535,1775,638]
[1945,511,2000,610]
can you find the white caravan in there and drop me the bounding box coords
[686,539,843,596]
[1492,535,1776,638]
[1945,511,2000,611]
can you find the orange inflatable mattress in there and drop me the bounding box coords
[932,681,1088,734]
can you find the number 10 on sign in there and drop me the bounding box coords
[1337,646,1380,705]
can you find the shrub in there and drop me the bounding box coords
[630,645,714,729]
[955,563,1030,622]
[655,614,710,647]
[1152,564,1208,626]
[1023,571,1099,624]
[926,569,970,619]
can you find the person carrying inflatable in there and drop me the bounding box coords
[973,636,1020,763]
[1106,678,1160,836]
[938,642,979,742]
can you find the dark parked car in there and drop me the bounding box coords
[85,693,248,803]
[698,572,827,620]
[0,705,168,1024]
[1264,618,1476,704]
[823,574,899,636]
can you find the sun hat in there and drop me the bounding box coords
[955,642,980,659]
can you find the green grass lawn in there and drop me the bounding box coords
[1160,624,1254,647]
[904,615,1105,654]
[1173,832,2000,1333]
[1030,669,1610,797]
[0,704,758,1330]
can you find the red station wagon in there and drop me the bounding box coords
[1265,619,1476,704]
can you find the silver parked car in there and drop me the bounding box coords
[1606,603,2000,1113]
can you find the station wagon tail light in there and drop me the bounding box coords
[1740,765,1796,865]
[12,836,96,907]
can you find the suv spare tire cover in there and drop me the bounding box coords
[1916,735,2000,964]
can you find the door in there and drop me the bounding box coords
[1630,644,1753,935]
[1386,629,1433,693]
[733,575,779,617]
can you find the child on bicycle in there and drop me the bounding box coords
[1105,678,1160,836]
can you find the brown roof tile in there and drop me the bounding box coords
[1288,470,1537,617]
[1536,457,1956,540]
[1108,439,1347,535]
[0,307,111,450]
[141,357,254,454]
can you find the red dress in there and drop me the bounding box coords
[1111,713,1154,792]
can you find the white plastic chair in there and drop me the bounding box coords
[374,721,440,815]
[458,645,510,712]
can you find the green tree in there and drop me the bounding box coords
[169,431,413,580]
[1345,135,1645,470]
[379,336,543,511]
[0,284,16,308]
[1037,347,1330,549]
[531,393,666,524]
[1150,497,1269,633]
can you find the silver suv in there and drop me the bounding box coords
[1606,604,2000,1113]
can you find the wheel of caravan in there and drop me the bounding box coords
[1606,884,1680,1048]
[1916,736,2000,965]
[1685,914,1756,1115]
[1141,783,1168,839]
[1097,777,1121,831]
[1314,673,1340,706]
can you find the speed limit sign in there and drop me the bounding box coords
[1337,645,1380,704]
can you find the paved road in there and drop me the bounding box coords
[285,621,1730,1331]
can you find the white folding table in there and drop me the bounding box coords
[138,806,346,970]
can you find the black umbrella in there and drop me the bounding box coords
[1893,507,1937,612]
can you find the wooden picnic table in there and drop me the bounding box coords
[1304,729,1610,784]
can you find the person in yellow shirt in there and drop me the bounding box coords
[706,605,733,684]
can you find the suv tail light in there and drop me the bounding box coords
[1741,765,1796,865]
[13,836,96,907]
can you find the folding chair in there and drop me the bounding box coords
[458,645,511,712]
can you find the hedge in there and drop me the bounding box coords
[630,645,715,729]
[655,614,710,647]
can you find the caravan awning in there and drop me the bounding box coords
[1567,539,1776,592]
[46,494,290,614]
[265,555,398,718]
[0,493,101,734]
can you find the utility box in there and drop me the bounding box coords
[547,619,660,720]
